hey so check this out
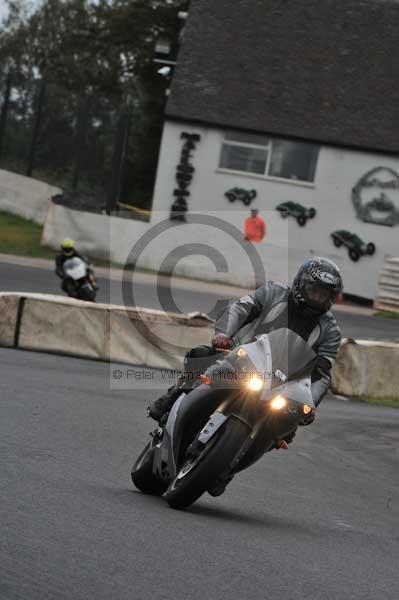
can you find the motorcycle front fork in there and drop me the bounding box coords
[229,422,297,475]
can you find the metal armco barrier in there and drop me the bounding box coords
[374,257,399,313]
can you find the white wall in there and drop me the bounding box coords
[42,203,149,262]
[42,203,288,289]
[0,169,61,224]
[151,121,399,298]
[41,121,399,298]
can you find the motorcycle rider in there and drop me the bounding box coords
[149,258,343,446]
[55,239,96,292]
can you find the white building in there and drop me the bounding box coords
[151,0,399,299]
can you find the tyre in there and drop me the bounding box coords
[308,208,316,219]
[131,441,168,496]
[333,237,342,248]
[65,281,77,298]
[349,248,360,262]
[226,194,235,203]
[79,283,96,302]
[297,215,307,226]
[243,196,252,206]
[366,242,376,256]
[164,417,249,510]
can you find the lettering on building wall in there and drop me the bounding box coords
[170,132,201,222]
[352,167,399,227]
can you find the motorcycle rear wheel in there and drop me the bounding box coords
[164,417,249,510]
[131,441,168,496]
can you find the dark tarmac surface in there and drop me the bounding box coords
[1,261,399,340]
[1,349,398,600]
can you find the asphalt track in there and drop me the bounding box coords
[1,261,399,340]
[1,349,398,600]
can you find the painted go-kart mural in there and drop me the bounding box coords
[225,188,257,206]
[330,230,376,262]
[275,201,316,226]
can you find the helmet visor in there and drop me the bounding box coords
[302,282,338,311]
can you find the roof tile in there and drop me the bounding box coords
[167,0,399,153]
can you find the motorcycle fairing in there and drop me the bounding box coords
[225,329,317,399]
[197,411,228,444]
[63,257,88,280]
[161,391,187,475]
[154,384,225,481]
[153,329,317,484]
[269,376,315,409]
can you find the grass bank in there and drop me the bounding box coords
[0,210,122,269]
[358,395,399,408]
[374,310,399,320]
[0,211,54,259]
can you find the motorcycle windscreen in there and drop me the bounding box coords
[240,328,316,388]
[63,257,87,280]
[266,328,316,384]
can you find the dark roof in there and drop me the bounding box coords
[166,0,399,153]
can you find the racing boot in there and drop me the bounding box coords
[207,473,234,497]
[147,382,185,423]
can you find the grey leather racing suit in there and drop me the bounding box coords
[215,281,342,406]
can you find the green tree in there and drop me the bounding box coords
[0,0,188,209]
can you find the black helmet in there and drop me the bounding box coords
[292,257,343,314]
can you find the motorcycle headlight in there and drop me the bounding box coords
[303,404,312,415]
[247,374,263,392]
[270,395,287,410]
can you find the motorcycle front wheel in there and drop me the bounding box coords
[164,417,249,510]
[79,283,96,302]
[64,280,77,298]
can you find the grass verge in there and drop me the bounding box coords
[0,210,54,259]
[374,310,399,320]
[0,210,119,268]
[358,395,399,408]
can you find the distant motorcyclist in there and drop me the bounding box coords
[149,257,343,446]
[55,239,96,293]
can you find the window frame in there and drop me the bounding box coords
[219,137,271,176]
[218,132,319,186]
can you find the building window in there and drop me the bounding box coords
[219,132,319,183]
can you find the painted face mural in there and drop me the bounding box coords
[352,167,399,227]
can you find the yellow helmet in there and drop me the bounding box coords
[61,238,75,256]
